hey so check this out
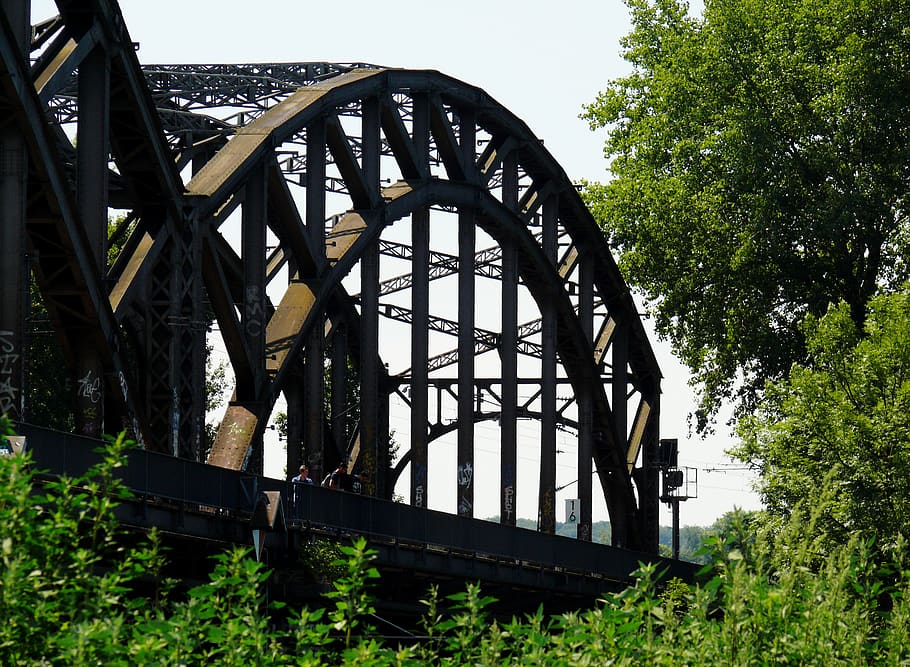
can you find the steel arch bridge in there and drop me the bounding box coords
[1,0,662,552]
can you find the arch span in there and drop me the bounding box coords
[1,2,661,550]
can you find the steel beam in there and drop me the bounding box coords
[410,92,430,508]
[500,149,519,527]
[538,194,558,534]
[578,256,594,541]
[456,108,476,518]
[74,44,110,437]
[0,0,28,422]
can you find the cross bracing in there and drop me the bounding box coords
[1,0,662,552]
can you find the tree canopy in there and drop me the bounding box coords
[733,287,910,560]
[583,0,910,429]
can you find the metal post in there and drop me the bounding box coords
[330,322,348,473]
[611,322,629,547]
[74,45,110,437]
[360,95,382,496]
[500,151,518,526]
[285,377,304,478]
[410,93,430,508]
[456,107,475,518]
[241,164,267,471]
[304,323,324,478]
[538,195,558,533]
[0,0,28,423]
[577,256,594,541]
[672,497,680,560]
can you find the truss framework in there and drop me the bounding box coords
[0,0,661,551]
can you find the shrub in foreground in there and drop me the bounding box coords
[2,418,909,665]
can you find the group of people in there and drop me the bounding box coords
[291,462,363,493]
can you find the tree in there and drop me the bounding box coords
[583,0,910,430]
[733,287,910,561]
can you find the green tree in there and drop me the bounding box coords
[734,287,910,562]
[583,0,910,430]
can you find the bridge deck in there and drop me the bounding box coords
[19,424,696,611]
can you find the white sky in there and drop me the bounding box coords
[32,0,761,526]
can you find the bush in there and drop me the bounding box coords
[3,416,909,665]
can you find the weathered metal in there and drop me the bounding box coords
[0,0,663,552]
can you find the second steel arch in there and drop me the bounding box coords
[163,68,662,550]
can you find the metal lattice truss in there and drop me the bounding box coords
[0,0,662,550]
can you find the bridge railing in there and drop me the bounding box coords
[18,424,697,583]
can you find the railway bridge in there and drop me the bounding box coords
[2,0,673,591]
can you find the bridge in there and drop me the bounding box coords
[1,0,678,603]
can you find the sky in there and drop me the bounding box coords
[32,0,761,527]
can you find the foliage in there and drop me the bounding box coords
[734,288,910,564]
[27,215,134,429]
[583,0,910,430]
[26,276,76,430]
[5,418,910,664]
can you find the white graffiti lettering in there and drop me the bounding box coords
[415,484,424,507]
[77,370,102,404]
[0,331,14,354]
[0,353,19,375]
[503,485,515,520]
[118,371,129,403]
[0,377,18,415]
[457,462,473,488]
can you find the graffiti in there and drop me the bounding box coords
[0,351,19,375]
[578,524,591,541]
[244,285,263,337]
[80,406,99,435]
[503,485,515,521]
[414,463,427,507]
[77,370,102,404]
[0,377,18,416]
[0,331,19,417]
[541,489,555,524]
[458,495,472,516]
[118,371,129,403]
[0,330,13,354]
[457,461,473,488]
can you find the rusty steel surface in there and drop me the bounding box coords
[1,0,662,551]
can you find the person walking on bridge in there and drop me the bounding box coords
[291,465,313,519]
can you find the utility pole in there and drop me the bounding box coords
[659,438,697,559]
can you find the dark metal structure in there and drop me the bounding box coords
[1,0,663,552]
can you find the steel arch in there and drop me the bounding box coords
[0,1,661,550]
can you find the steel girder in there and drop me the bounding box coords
[1,1,662,551]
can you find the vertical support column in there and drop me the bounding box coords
[241,165,267,472]
[500,150,519,526]
[636,391,661,552]
[304,322,324,481]
[612,321,629,547]
[306,120,327,262]
[359,97,382,496]
[0,0,28,422]
[304,119,328,479]
[456,108,476,518]
[178,212,206,460]
[538,194,558,533]
[410,93,430,508]
[577,256,594,541]
[284,378,304,479]
[360,243,380,494]
[612,322,629,465]
[330,322,349,472]
[74,45,110,437]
